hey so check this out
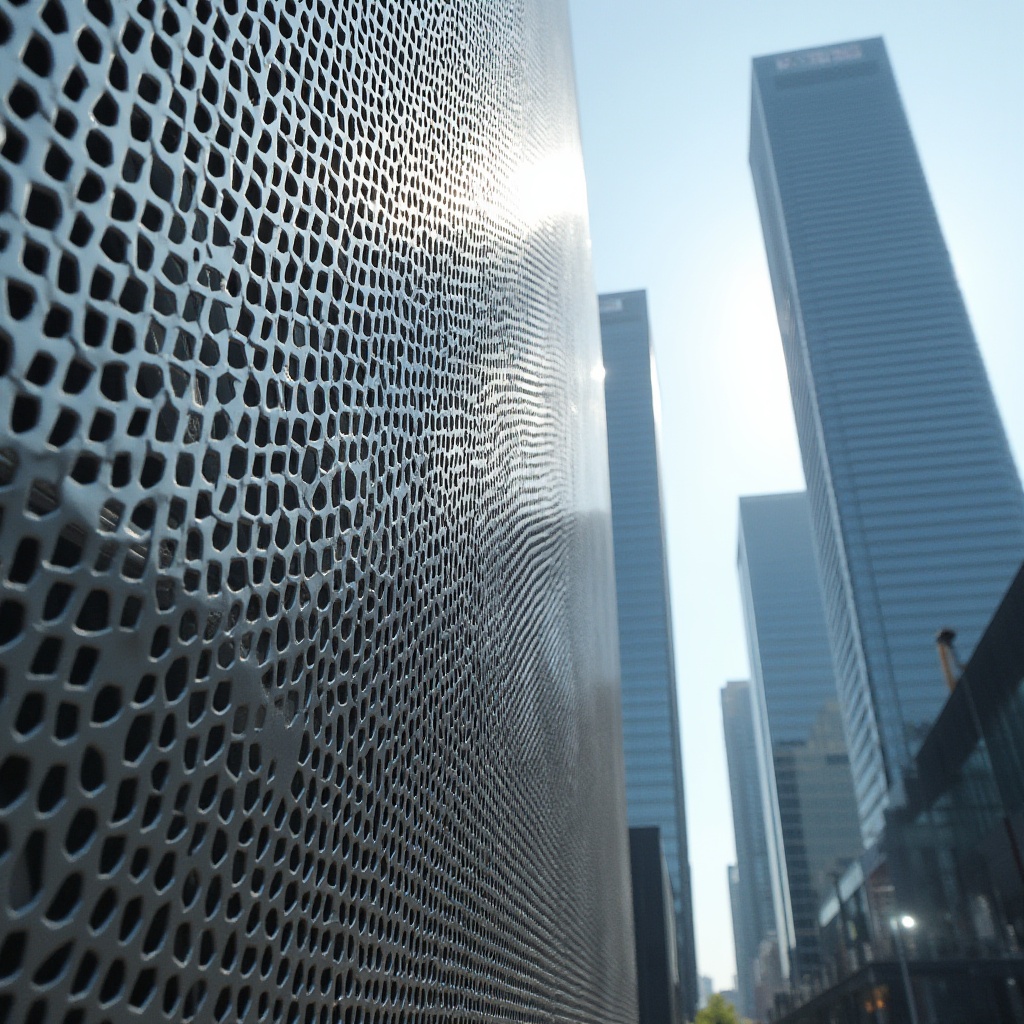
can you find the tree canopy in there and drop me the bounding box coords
[693,993,743,1024]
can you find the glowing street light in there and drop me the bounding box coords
[891,914,921,1024]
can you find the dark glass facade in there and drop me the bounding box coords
[601,290,698,1018]
[722,679,777,1019]
[894,560,1024,953]
[0,2,641,1019]
[738,493,862,984]
[750,38,1024,843]
[804,565,1024,1024]
[630,828,683,1024]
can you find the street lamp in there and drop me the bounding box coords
[891,914,921,1024]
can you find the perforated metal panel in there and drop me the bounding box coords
[0,0,638,1020]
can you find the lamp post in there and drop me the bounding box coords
[891,915,921,1024]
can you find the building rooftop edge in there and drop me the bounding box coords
[752,36,885,67]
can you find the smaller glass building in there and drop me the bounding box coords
[738,493,862,985]
[892,559,1024,952]
[805,562,1024,1024]
[723,680,778,1019]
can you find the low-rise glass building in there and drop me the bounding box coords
[797,563,1024,1024]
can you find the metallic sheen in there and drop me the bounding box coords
[0,0,638,1019]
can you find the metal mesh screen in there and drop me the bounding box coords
[0,0,637,1020]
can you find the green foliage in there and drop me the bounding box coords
[693,993,742,1024]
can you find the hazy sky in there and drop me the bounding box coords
[567,0,1024,990]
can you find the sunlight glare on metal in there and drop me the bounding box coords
[511,148,586,229]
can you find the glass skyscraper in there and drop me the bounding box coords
[750,38,1024,843]
[722,679,777,1019]
[600,290,698,1018]
[737,493,862,983]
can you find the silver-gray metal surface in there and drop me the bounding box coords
[0,0,637,1019]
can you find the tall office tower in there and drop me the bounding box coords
[737,494,862,983]
[601,290,699,1018]
[750,38,1024,844]
[0,2,640,1019]
[722,679,777,1019]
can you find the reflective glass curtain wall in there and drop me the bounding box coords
[749,38,1024,843]
[737,493,862,982]
[722,679,777,1018]
[601,290,698,1018]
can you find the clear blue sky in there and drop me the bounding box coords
[567,0,1024,991]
